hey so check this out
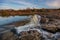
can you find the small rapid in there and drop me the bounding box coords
[12,15,41,34]
[12,15,60,40]
[0,15,60,40]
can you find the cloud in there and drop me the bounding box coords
[12,0,38,8]
[0,4,28,10]
[0,4,13,9]
[46,0,60,8]
[0,0,38,9]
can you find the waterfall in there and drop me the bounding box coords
[29,14,41,27]
[10,14,60,40]
[13,14,41,34]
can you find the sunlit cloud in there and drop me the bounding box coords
[46,0,60,8]
[0,0,60,9]
[0,4,12,9]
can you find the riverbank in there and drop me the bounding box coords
[0,14,60,40]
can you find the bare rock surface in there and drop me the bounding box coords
[19,30,42,40]
[41,24,57,32]
[0,31,17,40]
[40,17,49,23]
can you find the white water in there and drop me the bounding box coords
[0,15,59,40]
[14,15,41,34]
[0,16,31,34]
[13,15,60,40]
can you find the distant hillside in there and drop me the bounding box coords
[0,8,60,18]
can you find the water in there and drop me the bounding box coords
[12,15,60,40]
[0,16,30,33]
[0,15,60,40]
[0,16,30,25]
[14,15,41,34]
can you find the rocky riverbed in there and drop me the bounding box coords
[0,15,60,40]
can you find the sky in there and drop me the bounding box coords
[0,0,60,10]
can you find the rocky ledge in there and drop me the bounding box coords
[0,16,60,40]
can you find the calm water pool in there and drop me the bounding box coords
[0,16,30,33]
[0,16,29,25]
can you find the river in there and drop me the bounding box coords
[0,16,30,33]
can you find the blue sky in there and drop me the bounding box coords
[0,0,60,10]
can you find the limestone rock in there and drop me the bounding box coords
[0,31,17,40]
[19,30,42,40]
[41,24,57,32]
[40,17,49,23]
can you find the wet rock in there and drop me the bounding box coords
[19,30,42,40]
[0,31,17,40]
[57,25,60,30]
[52,32,60,40]
[40,17,49,23]
[49,18,55,21]
[41,24,57,32]
[41,30,54,40]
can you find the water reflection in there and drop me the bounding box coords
[0,16,29,25]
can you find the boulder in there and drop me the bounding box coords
[0,31,17,40]
[41,24,57,32]
[19,30,42,40]
[52,32,60,40]
[40,17,49,23]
